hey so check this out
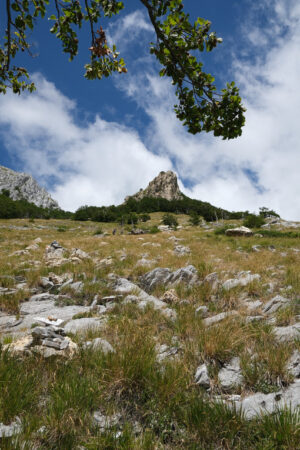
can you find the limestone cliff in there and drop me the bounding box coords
[0,165,59,209]
[125,171,183,202]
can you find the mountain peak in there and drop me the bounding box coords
[125,171,183,202]
[0,165,59,209]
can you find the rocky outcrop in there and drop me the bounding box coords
[0,165,59,209]
[125,171,183,202]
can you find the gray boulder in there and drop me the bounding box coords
[287,350,300,378]
[223,271,261,291]
[230,380,300,419]
[64,318,105,334]
[273,323,300,342]
[262,295,290,315]
[225,226,253,237]
[218,357,243,391]
[203,311,238,327]
[0,417,22,438]
[140,265,198,292]
[83,338,115,354]
[195,364,210,388]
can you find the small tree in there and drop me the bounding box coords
[189,211,200,226]
[162,213,178,228]
[243,214,265,229]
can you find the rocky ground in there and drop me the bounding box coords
[0,214,299,448]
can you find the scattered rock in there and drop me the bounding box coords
[140,265,198,292]
[287,350,300,378]
[223,271,261,291]
[273,323,300,342]
[83,338,115,354]
[262,295,290,315]
[225,226,253,237]
[228,380,300,419]
[0,417,22,438]
[203,272,219,291]
[64,318,105,334]
[194,364,210,388]
[195,305,209,318]
[174,245,191,256]
[156,343,179,362]
[203,311,238,327]
[161,289,179,304]
[93,411,122,431]
[218,357,243,391]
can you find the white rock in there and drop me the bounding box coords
[262,295,290,315]
[203,311,238,327]
[195,364,210,388]
[218,357,243,391]
[273,323,300,342]
[83,338,115,354]
[223,272,261,291]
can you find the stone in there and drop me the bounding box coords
[93,411,122,431]
[0,417,22,438]
[174,245,191,256]
[262,295,290,315]
[195,306,209,318]
[70,248,90,259]
[0,165,59,208]
[64,318,105,334]
[68,281,83,293]
[109,275,176,320]
[136,258,156,267]
[203,272,219,291]
[218,357,243,391]
[273,323,300,342]
[252,245,261,252]
[287,350,300,378]
[203,311,238,327]
[125,170,183,202]
[243,299,263,312]
[229,380,300,419]
[158,225,170,231]
[194,364,210,388]
[140,265,198,292]
[222,272,261,291]
[161,289,179,304]
[225,226,253,237]
[156,344,179,362]
[83,338,115,354]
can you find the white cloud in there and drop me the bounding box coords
[0,75,171,211]
[116,0,300,220]
[0,1,299,220]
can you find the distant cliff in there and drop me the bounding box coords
[125,171,184,202]
[0,165,59,209]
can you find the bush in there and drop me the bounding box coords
[243,214,265,228]
[189,211,200,226]
[139,213,151,222]
[162,213,178,228]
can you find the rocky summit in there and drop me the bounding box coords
[0,165,59,209]
[125,170,184,202]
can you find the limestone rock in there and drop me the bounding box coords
[287,350,300,378]
[0,417,22,438]
[218,357,243,391]
[64,318,105,334]
[140,265,198,292]
[203,311,238,327]
[0,165,59,208]
[223,271,261,291]
[229,380,300,419]
[125,171,183,202]
[174,245,191,256]
[225,226,253,237]
[262,295,290,315]
[195,364,210,388]
[83,338,115,354]
[273,323,300,342]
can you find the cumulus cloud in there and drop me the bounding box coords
[0,1,299,219]
[117,0,300,219]
[0,74,171,211]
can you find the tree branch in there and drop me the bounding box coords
[6,0,11,70]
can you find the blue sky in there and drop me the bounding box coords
[0,0,299,219]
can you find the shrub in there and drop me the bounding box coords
[189,211,200,226]
[162,213,178,228]
[243,214,265,228]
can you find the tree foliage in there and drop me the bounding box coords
[1,0,245,139]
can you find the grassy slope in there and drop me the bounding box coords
[0,215,299,449]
